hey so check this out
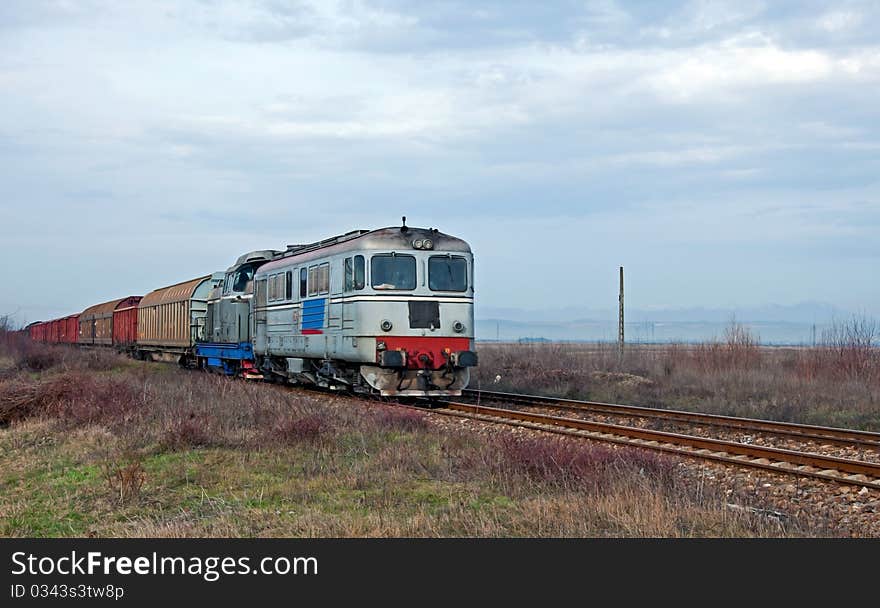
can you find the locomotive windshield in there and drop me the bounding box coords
[429,256,468,292]
[371,254,416,290]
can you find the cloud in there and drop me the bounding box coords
[817,10,863,33]
[1,0,880,322]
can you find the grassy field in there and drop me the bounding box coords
[473,320,880,431]
[0,332,810,537]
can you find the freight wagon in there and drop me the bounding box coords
[137,274,224,361]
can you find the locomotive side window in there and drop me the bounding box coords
[300,268,307,298]
[429,256,468,292]
[255,279,267,308]
[344,256,366,292]
[308,266,318,296]
[344,257,353,292]
[317,263,330,294]
[371,254,416,290]
[285,271,292,300]
[268,273,285,301]
[354,255,365,290]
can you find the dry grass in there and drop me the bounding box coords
[0,335,819,538]
[103,459,147,504]
[473,318,880,430]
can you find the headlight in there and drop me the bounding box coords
[452,321,465,333]
[412,239,424,249]
[380,319,393,332]
[423,239,433,250]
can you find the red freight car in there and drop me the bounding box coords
[27,321,44,342]
[46,319,57,343]
[24,317,78,344]
[52,318,64,343]
[112,296,142,348]
[61,314,79,343]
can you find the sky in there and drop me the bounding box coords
[1,0,879,324]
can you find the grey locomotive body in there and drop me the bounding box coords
[251,225,476,396]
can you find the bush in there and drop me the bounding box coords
[103,459,147,503]
[161,413,216,450]
[372,406,428,432]
[17,345,64,372]
[269,412,330,444]
[0,378,42,425]
[0,372,141,426]
[479,434,676,489]
[40,373,143,427]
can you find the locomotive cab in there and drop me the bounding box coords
[358,231,477,395]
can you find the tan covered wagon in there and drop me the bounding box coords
[78,296,142,346]
[137,273,223,354]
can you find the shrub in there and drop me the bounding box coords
[39,373,143,427]
[103,459,146,503]
[161,413,215,450]
[819,316,879,383]
[76,349,126,372]
[17,345,64,372]
[484,434,675,489]
[269,412,330,444]
[0,378,42,425]
[372,406,429,432]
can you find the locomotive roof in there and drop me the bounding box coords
[227,249,282,273]
[256,226,471,274]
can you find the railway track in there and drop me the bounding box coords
[461,389,880,450]
[425,395,880,491]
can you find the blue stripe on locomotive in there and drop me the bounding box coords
[195,341,254,375]
[301,298,326,331]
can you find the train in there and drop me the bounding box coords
[26,220,477,397]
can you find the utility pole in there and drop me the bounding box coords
[618,266,624,361]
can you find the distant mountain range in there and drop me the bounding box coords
[476,301,850,324]
[474,301,867,344]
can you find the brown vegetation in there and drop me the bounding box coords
[0,332,818,537]
[103,459,147,504]
[474,318,880,430]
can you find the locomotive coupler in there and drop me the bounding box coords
[416,369,433,392]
